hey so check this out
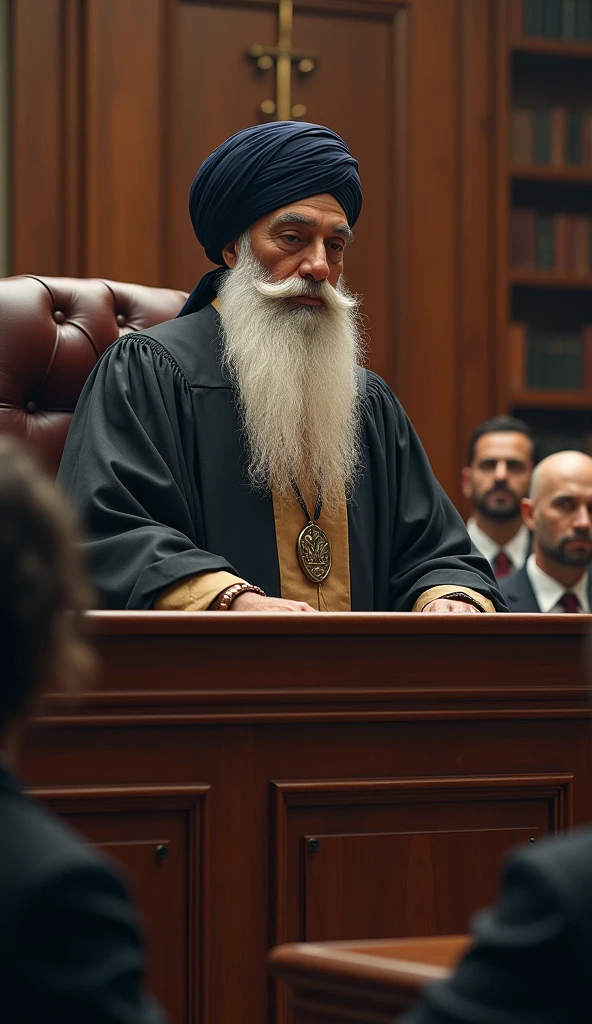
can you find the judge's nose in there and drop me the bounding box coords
[494,460,508,482]
[299,242,330,282]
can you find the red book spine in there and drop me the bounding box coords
[575,217,589,276]
[554,215,568,272]
[509,322,526,392]
[583,110,592,167]
[510,209,537,268]
[583,326,592,392]
[564,215,578,274]
[510,109,533,164]
[550,107,566,166]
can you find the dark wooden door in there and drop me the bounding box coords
[165,0,405,382]
[273,775,567,945]
[11,0,501,500]
[12,0,406,385]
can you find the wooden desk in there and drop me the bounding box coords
[22,613,592,1024]
[268,935,471,1022]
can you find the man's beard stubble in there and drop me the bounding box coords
[475,487,522,522]
[538,533,592,569]
[217,235,364,513]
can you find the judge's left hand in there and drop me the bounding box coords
[422,598,482,614]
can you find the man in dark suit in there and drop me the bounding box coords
[500,450,592,613]
[0,437,165,1023]
[461,416,535,581]
[401,826,592,1022]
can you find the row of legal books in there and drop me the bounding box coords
[509,323,592,390]
[510,108,592,165]
[510,209,592,274]
[536,430,592,458]
[519,0,592,38]
[532,430,589,458]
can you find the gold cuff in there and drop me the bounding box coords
[154,570,246,612]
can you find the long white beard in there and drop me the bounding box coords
[217,236,364,512]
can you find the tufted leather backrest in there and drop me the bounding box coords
[0,275,187,476]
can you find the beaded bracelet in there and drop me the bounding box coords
[211,582,266,611]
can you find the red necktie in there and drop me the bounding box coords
[493,551,513,579]
[559,592,581,613]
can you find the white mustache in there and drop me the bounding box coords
[253,275,358,312]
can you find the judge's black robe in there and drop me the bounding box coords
[57,305,505,611]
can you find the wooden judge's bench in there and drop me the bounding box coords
[22,613,592,1024]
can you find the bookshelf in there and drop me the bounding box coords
[510,388,592,408]
[497,0,592,458]
[510,165,592,181]
[513,38,592,57]
[510,270,592,286]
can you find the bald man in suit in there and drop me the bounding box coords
[500,450,592,613]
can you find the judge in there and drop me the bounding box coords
[58,121,504,614]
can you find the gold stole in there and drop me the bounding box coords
[272,486,351,611]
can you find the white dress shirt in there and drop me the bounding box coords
[525,554,591,613]
[466,519,530,574]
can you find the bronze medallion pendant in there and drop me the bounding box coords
[290,479,332,584]
[297,521,332,583]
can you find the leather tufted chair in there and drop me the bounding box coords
[0,275,187,476]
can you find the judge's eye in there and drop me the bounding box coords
[281,234,301,245]
[326,241,345,253]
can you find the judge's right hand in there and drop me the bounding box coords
[230,592,318,613]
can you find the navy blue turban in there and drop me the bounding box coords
[178,121,362,316]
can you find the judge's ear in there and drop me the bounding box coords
[460,466,473,501]
[521,497,535,532]
[222,238,240,269]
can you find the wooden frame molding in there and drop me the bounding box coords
[32,783,210,1024]
[271,771,574,942]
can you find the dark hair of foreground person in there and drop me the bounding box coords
[0,436,165,1024]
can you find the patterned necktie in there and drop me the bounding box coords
[559,592,581,613]
[493,551,513,579]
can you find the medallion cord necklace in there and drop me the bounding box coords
[290,478,332,586]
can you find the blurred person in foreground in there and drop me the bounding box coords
[0,436,165,1023]
[462,416,535,581]
[500,450,592,613]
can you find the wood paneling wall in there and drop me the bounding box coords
[398,0,496,504]
[0,0,10,276]
[10,0,499,507]
[85,0,166,284]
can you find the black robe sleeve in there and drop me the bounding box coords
[57,336,238,609]
[364,373,506,611]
